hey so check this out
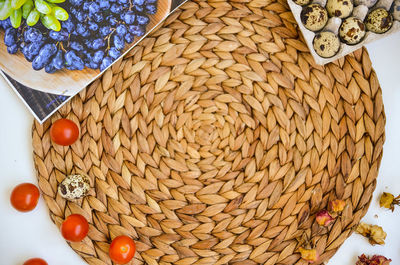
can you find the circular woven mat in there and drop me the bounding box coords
[32,0,386,264]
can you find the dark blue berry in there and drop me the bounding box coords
[32,44,57,70]
[116,24,127,37]
[65,65,76,70]
[88,21,99,31]
[123,11,136,24]
[1,18,12,30]
[84,39,93,50]
[69,0,83,6]
[62,19,75,33]
[145,4,157,14]
[111,4,123,14]
[134,5,144,12]
[113,35,125,50]
[4,28,18,46]
[49,30,69,41]
[22,46,33,62]
[65,50,84,70]
[136,14,149,25]
[125,33,135,43]
[70,41,84,52]
[106,15,118,26]
[93,50,105,63]
[51,50,64,70]
[82,2,91,11]
[76,23,90,37]
[45,62,57,73]
[100,56,113,71]
[7,44,18,54]
[89,2,100,14]
[70,7,78,15]
[99,26,111,37]
[23,27,43,43]
[129,25,145,36]
[92,38,105,50]
[97,0,110,9]
[92,12,104,23]
[86,61,100,69]
[108,47,121,59]
[74,10,87,21]
[23,41,44,62]
[133,0,145,5]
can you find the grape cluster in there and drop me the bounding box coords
[0,0,68,30]
[0,0,157,73]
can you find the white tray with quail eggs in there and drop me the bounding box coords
[288,0,400,64]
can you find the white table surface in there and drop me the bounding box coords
[1,32,400,265]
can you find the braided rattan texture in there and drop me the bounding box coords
[32,0,386,264]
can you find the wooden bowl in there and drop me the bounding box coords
[0,0,172,96]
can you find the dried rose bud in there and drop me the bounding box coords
[356,223,387,245]
[380,193,394,209]
[379,192,400,212]
[316,209,334,226]
[329,199,346,212]
[356,254,391,265]
[298,247,319,263]
[371,255,393,265]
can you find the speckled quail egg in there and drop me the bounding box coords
[391,0,400,21]
[365,8,393,33]
[58,174,90,200]
[313,31,341,58]
[293,0,311,6]
[354,0,378,8]
[339,17,366,44]
[301,4,329,31]
[326,0,354,18]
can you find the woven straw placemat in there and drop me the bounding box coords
[32,0,386,264]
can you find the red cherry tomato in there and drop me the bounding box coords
[61,214,89,242]
[10,183,40,212]
[50,118,79,146]
[109,236,136,264]
[23,258,48,265]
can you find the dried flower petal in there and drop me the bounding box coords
[316,209,334,226]
[329,199,346,212]
[299,247,319,263]
[379,192,400,212]
[356,254,391,265]
[356,223,387,245]
[369,225,387,245]
[371,255,392,265]
[356,223,372,237]
[379,193,394,209]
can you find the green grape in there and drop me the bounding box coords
[52,5,67,21]
[26,8,39,25]
[46,0,65,3]
[22,0,33,19]
[35,0,50,14]
[41,14,60,31]
[11,0,26,10]
[10,8,22,28]
[0,0,12,20]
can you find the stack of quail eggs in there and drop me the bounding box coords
[288,0,400,63]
